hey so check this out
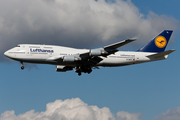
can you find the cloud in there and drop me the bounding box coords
[154,107,180,120]
[117,111,142,120]
[0,0,179,61]
[0,98,142,120]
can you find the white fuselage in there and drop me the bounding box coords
[4,44,167,67]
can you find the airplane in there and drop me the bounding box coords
[4,30,175,76]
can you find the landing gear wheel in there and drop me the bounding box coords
[87,70,92,74]
[78,72,81,76]
[20,61,24,70]
[21,66,24,70]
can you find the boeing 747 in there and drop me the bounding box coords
[4,30,175,76]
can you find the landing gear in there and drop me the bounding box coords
[75,65,92,76]
[78,72,81,76]
[20,61,24,70]
[75,66,82,76]
[21,66,24,70]
[87,68,92,74]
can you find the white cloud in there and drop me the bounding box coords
[0,0,179,61]
[117,111,142,120]
[154,107,180,120]
[0,98,141,120]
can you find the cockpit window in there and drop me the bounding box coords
[17,45,20,47]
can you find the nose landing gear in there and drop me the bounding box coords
[20,62,24,70]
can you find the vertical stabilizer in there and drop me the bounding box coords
[138,30,173,53]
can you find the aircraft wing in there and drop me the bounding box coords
[86,35,139,57]
[103,35,139,50]
[46,36,139,62]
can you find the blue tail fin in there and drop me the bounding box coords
[138,30,173,53]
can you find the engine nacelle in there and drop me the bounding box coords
[63,56,81,62]
[90,49,108,56]
[56,65,73,72]
[63,56,75,62]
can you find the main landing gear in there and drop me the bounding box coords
[78,72,81,76]
[75,66,92,76]
[20,61,24,70]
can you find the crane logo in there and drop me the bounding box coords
[155,36,167,48]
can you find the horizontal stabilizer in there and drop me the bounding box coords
[146,49,175,58]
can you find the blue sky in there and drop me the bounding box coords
[0,0,180,120]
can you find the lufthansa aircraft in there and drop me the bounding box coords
[4,30,175,76]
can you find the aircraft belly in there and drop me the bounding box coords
[97,57,135,67]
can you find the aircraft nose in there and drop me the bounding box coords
[4,50,10,57]
[4,51,8,56]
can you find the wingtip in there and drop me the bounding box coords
[129,35,140,40]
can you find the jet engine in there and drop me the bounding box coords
[90,49,108,56]
[56,65,73,72]
[63,56,81,62]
